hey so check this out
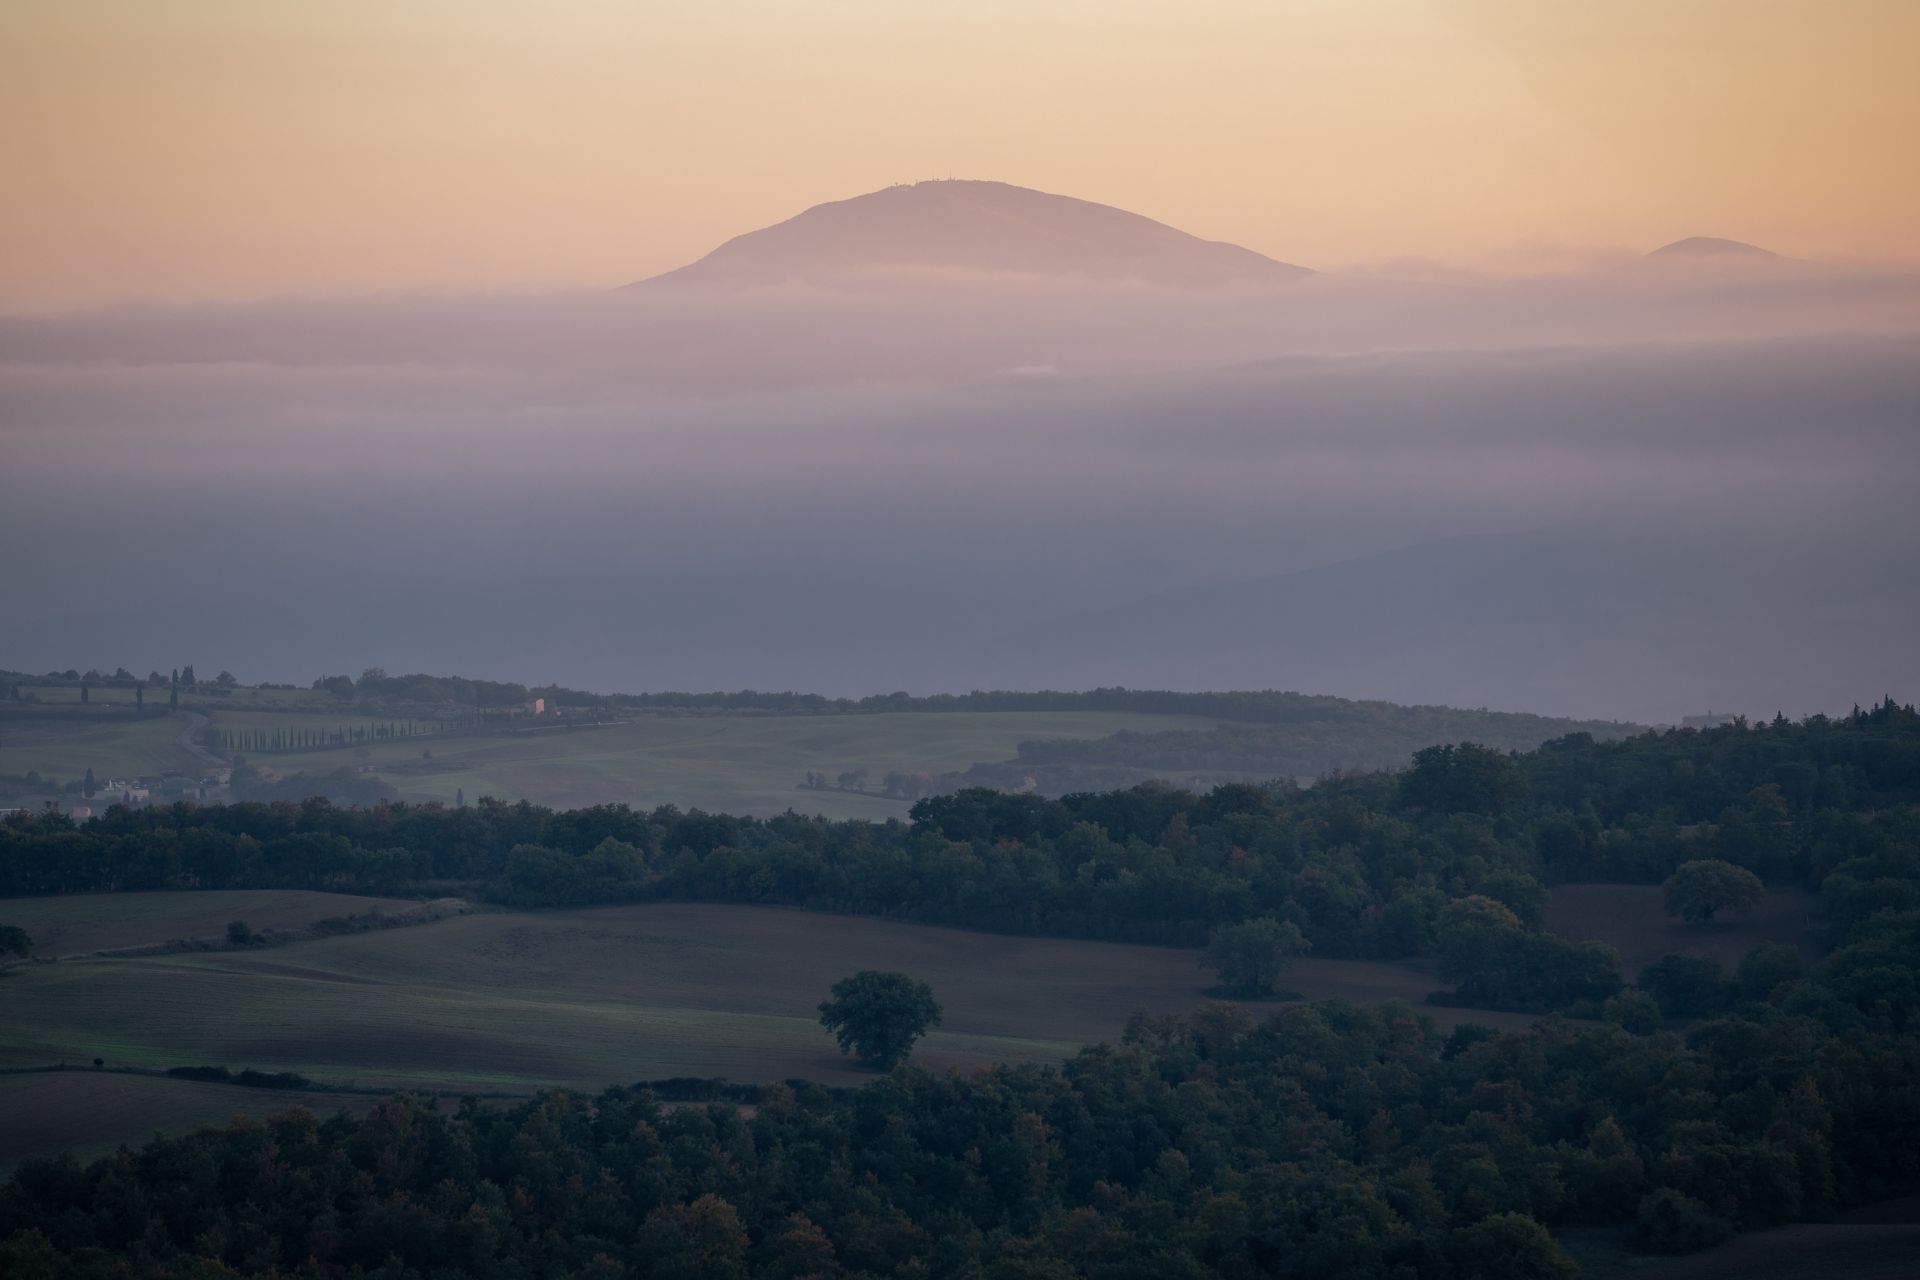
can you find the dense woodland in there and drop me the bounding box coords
[2,704,1918,1276]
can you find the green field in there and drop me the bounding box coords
[4,699,1238,816]
[7,880,1719,1168]
[0,904,1203,1091]
[0,889,421,957]
[0,898,1517,1095]
[236,709,1230,816]
[0,707,200,781]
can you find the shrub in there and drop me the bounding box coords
[166,1065,309,1089]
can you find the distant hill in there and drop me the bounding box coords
[1,673,1641,816]
[1648,236,1778,259]
[629,179,1313,290]
[930,697,1638,796]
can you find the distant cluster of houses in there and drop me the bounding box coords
[94,771,228,809]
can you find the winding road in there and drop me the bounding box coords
[173,711,228,773]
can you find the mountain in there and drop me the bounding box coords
[1648,236,1777,259]
[628,180,1313,290]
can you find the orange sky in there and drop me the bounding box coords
[1,0,1914,309]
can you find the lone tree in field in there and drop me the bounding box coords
[818,970,942,1070]
[1663,859,1764,925]
[0,925,32,960]
[1203,917,1310,997]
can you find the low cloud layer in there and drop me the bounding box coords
[3,274,1916,721]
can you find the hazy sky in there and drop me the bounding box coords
[2,0,1915,309]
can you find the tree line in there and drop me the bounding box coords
[4,702,1917,1014]
[213,721,431,754]
[544,685,1636,749]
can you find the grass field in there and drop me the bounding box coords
[0,707,199,781]
[1545,884,1816,978]
[243,709,1231,816]
[0,1072,384,1174]
[0,901,1515,1099]
[5,701,1234,816]
[0,881,1674,1171]
[0,889,421,956]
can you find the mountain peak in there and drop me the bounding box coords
[630,180,1312,291]
[1648,236,1776,259]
